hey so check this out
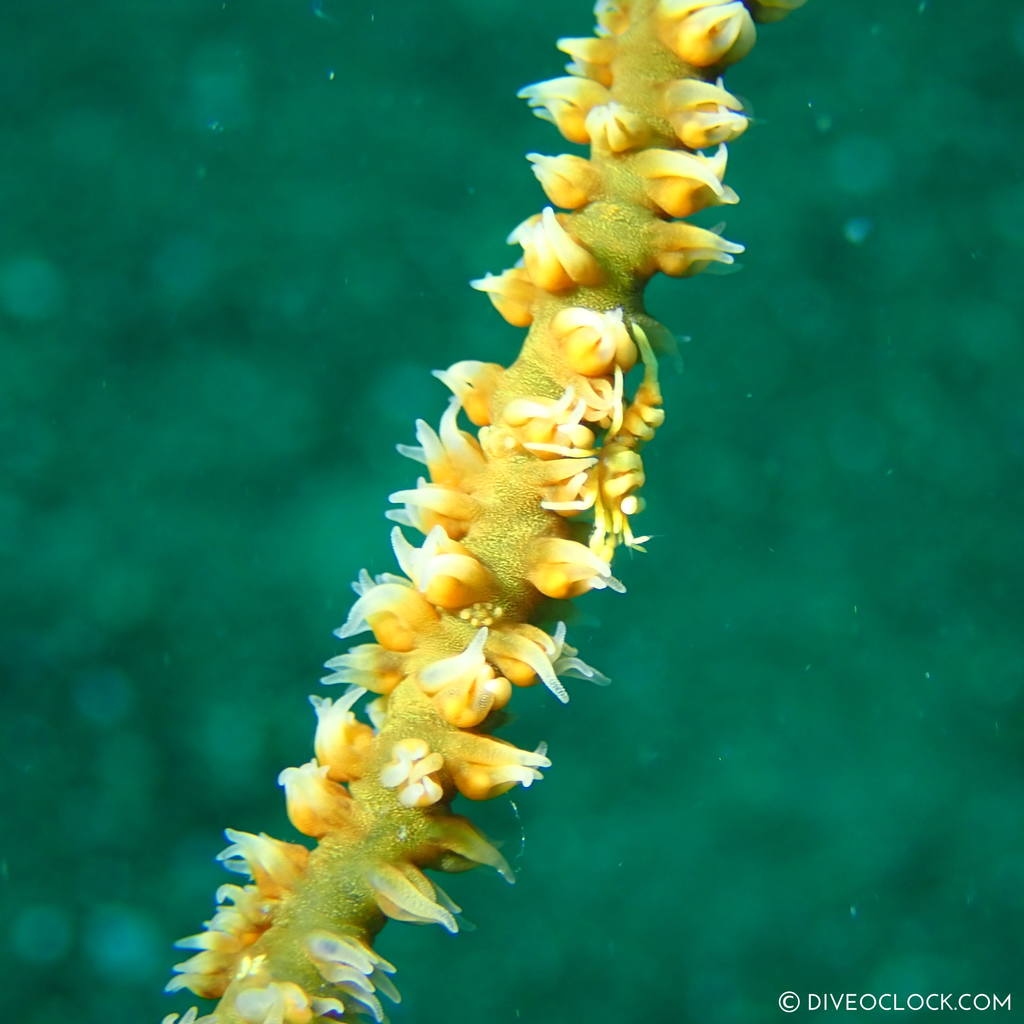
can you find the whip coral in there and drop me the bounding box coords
[164,1,805,1020]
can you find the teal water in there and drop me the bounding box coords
[3,2,1022,1022]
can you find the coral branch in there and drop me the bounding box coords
[164,1,805,1021]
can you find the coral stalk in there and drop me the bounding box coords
[164,1,805,1021]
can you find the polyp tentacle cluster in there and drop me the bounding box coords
[164,1,804,1020]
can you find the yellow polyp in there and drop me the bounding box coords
[389,480,479,540]
[501,389,599,460]
[517,76,611,144]
[452,765,515,800]
[528,564,572,600]
[545,208,605,286]
[536,456,598,516]
[277,761,355,838]
[433,359,505,426]
[168,3,804,1020]
[343,579,441,653]
[527,536,618,599]
[234,981,315,1024]
[366,609,420,652]
[523,418,596,458]
[310,696,375,782]
[176,931,243,956]
[557,35,617,85]
[512,208,604,292]
[526,152,599,210]
[470,268,536,327]
[435,672,512,728]
[415,627,513,727]
[565,327,610,376]
[400,505,470,543]
[322,642,406,694]
[368,861,459,932]
[583,439,651,559]
[401,401,487,491]
[634,145,738,218]
[661,77,748,148]
[602,447,646,500]
[168,965,230,1001]
[379,738,445,808]
[445,732,550,801]
[595,0,630,36]
[390,527,497,612]
[216,830,308,903]
[422,575,480,611]
[553,305,637,376]
[584,101,650,152]
[194,889,270,960]
[661,1,756,68]
[652,219,744,277]
[418,553,493,610]
[489,652,538,687]
[428,814,514,882]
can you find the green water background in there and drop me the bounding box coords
[3,1,1022,1021]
